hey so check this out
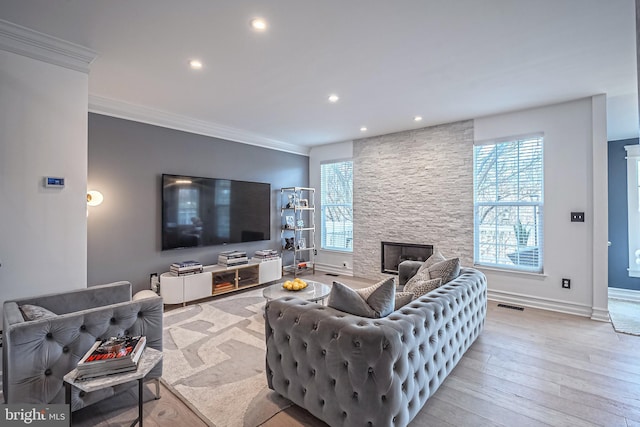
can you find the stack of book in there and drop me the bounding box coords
[254,249,280,261]
[170,260,203,276]
[76,336,147,380]
[218,251,248,266]
[214,282,235,293]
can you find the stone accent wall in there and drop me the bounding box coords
[353,120,474,280]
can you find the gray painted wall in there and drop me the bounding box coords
[88,114,308,293]
[352,120,474,280]
[608,138,640,290]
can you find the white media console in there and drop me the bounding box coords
[160,258,282,306]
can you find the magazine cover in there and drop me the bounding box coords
[78,336,146,366]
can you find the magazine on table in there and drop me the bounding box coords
[77,335,146,373]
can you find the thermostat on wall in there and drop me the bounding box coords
[44,177,65,188]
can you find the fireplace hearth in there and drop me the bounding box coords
[381,241,434,274]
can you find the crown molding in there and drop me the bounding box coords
[0,19,96,73]
[88,95,310,156]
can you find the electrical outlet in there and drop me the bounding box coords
[571,212,585,222]
[562,278,571,289]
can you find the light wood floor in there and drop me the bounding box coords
[73,273,640,426]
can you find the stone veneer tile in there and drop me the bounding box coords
[353,120,474,280]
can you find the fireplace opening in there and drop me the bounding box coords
[381,242,434,274]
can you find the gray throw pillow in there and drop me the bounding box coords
[328,282,377,317]
[328,279,396,318]
[404,278,443,298]
[19,304,56,321]
[394,292,414,310]
[428,258,461,284]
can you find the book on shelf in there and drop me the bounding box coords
[214,282,235,292]
[171,260,202,268]
[218,250,246,258]
[170,266,203,276]
[77,336,146,376]
[254,249,279,259]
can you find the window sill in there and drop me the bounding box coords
[319,248,353,254]
[474,265,548,280]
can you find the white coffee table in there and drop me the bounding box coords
[263,280,331,304]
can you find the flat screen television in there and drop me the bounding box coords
[162,174,271,250]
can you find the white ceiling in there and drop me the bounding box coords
[1,0,638,154]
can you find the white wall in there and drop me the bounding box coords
[474,96,609,319]
[0,49,90,316]
[309,141,353,274]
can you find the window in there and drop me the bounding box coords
[474,135,544,272]
[321,161,353,252]
[624,145,640,277]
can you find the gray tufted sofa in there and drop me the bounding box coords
[264,267,487,426]
[2,281,163,411]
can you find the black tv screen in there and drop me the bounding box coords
[162,174,271,250]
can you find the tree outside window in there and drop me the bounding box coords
[321,161,353,252]
[474,136,544,272]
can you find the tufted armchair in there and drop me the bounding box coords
[2,281,163,411]
[264,268,486,426]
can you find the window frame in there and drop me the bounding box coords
[320,160,353,253]
[473,135,544,273]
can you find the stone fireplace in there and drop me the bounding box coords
[381,242,434,274]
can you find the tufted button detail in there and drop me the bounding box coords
[303,342,308,348]
[321,349,327,356]
[342,411,347,418]
[368,367,374,374]
[320,399,325,406]
[110,317,116,324]
[62,346,69,353]
[124,330,130,335]
[352,392,358,399]
[80,325,86,331]
[332,378,337,386]
[344,361,349,367]
[354,341,361,348]
[79,391,86,397]
[332,332,338,339]
[294,316,300,324]
[284,379,290,385]
[46,332,52,339]
[286,335,291,341]
[312,323,319,330]
[302,387,306,394]
[137,311,143,317]
[381,395,387,402]
[44,369,52,376]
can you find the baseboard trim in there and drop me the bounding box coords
[314,263,353,277]
[487,289,594,318]
[590,307,611,322]
[608,287,640,302]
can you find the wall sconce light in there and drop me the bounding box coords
[87,190,104,207]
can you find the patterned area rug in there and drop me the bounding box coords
[162,288,292,427]
[608,298,640,336]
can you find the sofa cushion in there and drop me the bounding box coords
[404,278,443,298]
[19,304,56,321]
[394,292,414,310]
[328,279,395,318]
[428,258,461,284]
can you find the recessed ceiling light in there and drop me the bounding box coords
[414,116,423,122]
[360,127,367,132]
[189,59,203,70]
[251,18,267,31]
[328,94,339,103]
